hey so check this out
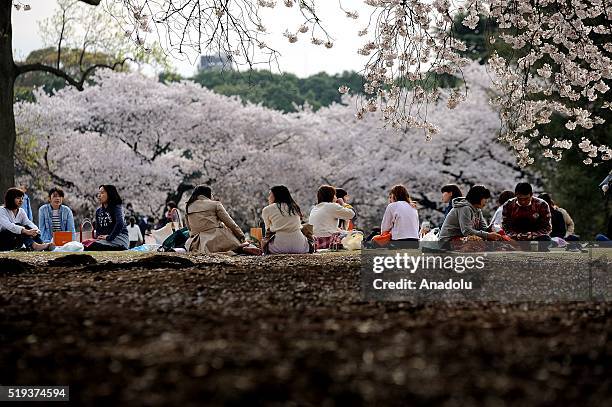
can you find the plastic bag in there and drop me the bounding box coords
[341,231,364,251]
[54,241,84,252]
[129,244,161,252]
[421,228,440,242]
[152,223,174,244]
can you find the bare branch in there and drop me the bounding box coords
[15,58,133,91]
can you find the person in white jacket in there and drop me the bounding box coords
[488,190,515,232]
[0,187,53,251]
[381,184,420,244]
[309,185,355,249]
[127,216,144,248]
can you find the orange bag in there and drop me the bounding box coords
[53,231,73,246]
[372,231,392,246]
[250,227,263,244]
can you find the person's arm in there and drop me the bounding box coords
[502,203,517,238]
[458,208,489,239]
[262,206,272,232]
[334,204,355,220]
[559,208,575,235]
[106,206,126,241]
[137,226,143,243]
[489,207,502,229]
[381,205,393,233]
[66,207,76,233]
[19,208,39,232]
[216,203,245,242]
[24,196,33,221]
[532,202,552,239]
[38,206,51,242]
[0,208,24,235]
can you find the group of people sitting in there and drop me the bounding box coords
[186,184,356,255]
[0,185,133,252]
[0,179,579,254]
[425,182,577,250]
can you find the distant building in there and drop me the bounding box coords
[197,54,231,71]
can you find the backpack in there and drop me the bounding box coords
[158,227,190,252]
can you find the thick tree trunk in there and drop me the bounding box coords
[0,2,16,196]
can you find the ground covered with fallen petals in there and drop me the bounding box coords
[0,252,611,406]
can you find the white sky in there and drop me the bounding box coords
[12,0,373,78]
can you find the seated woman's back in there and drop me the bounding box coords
[187,199,234,231]
[262,185,311,255]
[381,200,419,239]
[262,203,301,233]
[309,202,355,237]
[185,186,245,254]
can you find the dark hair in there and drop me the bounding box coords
[539,193,554,207]
[99,185,123,207]
[48,186,65,198]
[166,201,178,209]
[129,216,136,225]
[335,188,348,199]
[498,190,515,206]
[186,185,212,212]
[466,185,492,205]
[317,185,336,203]
[390,185,411,202]
[270,185,302,217]
[4,188,24,210]
[441,184,463,199]
[515,182,533,196]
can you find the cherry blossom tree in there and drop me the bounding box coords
[15,63,532,229]
[105,0,611,169]
[1,0,137,195]
[5,0,610,197]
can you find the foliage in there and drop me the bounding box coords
[191,69,363,113]
[14,47,128,101]
[14,0,170,102]
[452,9,612,238]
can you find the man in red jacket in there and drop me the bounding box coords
[502,182,552,244]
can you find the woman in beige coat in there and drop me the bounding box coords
[184,185,246,254]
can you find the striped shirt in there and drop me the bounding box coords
[52,209,61,232]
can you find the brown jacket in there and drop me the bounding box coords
[185,197,245,253]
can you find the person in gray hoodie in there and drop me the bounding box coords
[439,185,504,243]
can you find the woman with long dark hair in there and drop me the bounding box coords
[85,185,129,251]
[184,185,258,254]
[261,185,312,254]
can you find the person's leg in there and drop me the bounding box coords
[18,224,52,251]
[85,239,127,251]
[533,235,552,252]
[0,230,22,251]
[364,228,381,242]
[315,236,333,250]
[389,238,419,250]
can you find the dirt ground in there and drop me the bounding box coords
[0,251,611,406]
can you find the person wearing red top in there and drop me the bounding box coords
[502,182,552,242]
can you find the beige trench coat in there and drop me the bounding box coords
[184,197,245,253]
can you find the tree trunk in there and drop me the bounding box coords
[0,2,16,196]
